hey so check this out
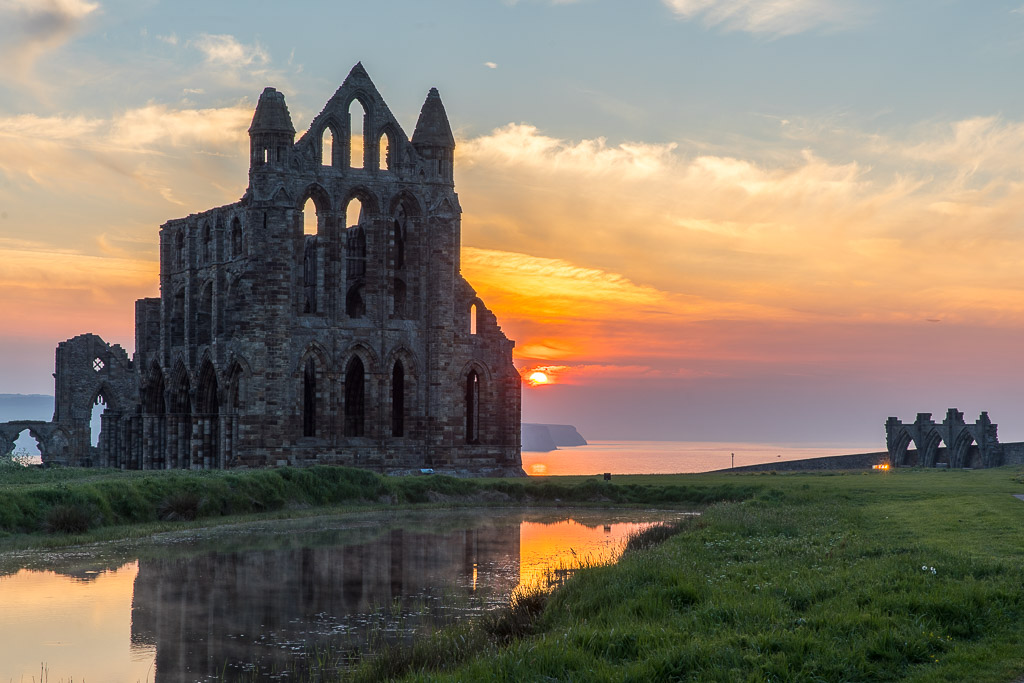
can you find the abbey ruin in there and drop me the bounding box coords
[0,64,524,476]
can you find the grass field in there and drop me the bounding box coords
[348,467,1024,682]
[0,462,753,547]
[5,462,1024,681]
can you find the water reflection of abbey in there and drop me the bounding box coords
[129,521,520,680]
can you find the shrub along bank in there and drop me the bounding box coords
[0,464,755,541]
[348,467,1024,682]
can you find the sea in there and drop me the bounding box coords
[521,440,878,476]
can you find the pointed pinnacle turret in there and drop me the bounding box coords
[248,87,295,134]
[412,88,455,149]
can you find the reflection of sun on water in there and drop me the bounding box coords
[517,519,656,591]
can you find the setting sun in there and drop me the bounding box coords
[527,371,550,386]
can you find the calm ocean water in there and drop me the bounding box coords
[521,440,878,476]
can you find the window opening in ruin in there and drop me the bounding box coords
[470,303,478,335]
[90,394,107,448]
[393,215,406,270]
[465,370,480,444]
[346,284,365,319]
[93,357,105,372]
[303,358,316,437]
[346,197,364,231]
[393,278,406,318]
[144,366,165,414]
[321,126,334,167]
[11,430,42,465]
[349,99,365,168]
[344,357,365,437]
[345,198,366,319]
[171,290,185,346]
[197,365,220,468]
[379,130,392,170]
[303,237,318,314]
[231,218,242,258]
[175,231,185,269]
[263,148,269,164]
[392,361,405,437]
[302,197,318,236]
[197,283,213,346]
[203,223,212,263]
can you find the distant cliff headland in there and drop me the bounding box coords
[521,423,587,452]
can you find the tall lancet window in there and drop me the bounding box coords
[303,357,316,437]
[345,357,365,437]
[392,361,405,437]
[465,370,480,444]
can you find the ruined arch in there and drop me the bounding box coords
[386,346,419,440]
[223,359,248,467]
[167,360,192,469]
[319,118,341,167]
[344,355,366,437]
[345,94,371,169]
[890,426,916,467]
[142,362,166,414]
[388,190,424,218]
[377,124,399,171]
[297,343,330,439]
[196,360,220,469]
[341,187,380,220]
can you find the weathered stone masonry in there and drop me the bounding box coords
[2,64,523,476]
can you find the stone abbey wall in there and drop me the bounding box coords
[2,64,523,476]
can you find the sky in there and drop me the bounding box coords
[5,0,1024,444]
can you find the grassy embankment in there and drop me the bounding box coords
[0,462,751,547]
[347,467,1024,683]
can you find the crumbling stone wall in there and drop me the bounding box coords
[885,409,1001,468]
[15,64,523,475]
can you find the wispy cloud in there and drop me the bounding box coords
[191,33,269,68]
[0,0,99,83]
[484,61,498,69]
[662,0,860,36]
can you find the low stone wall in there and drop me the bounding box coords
[999,442,1024,465]
[720,441,1024,474]
[720,451,890,473]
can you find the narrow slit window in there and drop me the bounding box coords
[349,99,365,168]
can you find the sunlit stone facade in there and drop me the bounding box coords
[2,64,523,476]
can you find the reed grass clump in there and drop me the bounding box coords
[43,502,93,534]
[158,489,203,521]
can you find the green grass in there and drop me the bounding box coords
[0,465,752,546]
[347,467,1024,682]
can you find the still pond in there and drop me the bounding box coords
[1,508,689,682]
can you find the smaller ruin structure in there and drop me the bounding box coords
[885,409,1001,468]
